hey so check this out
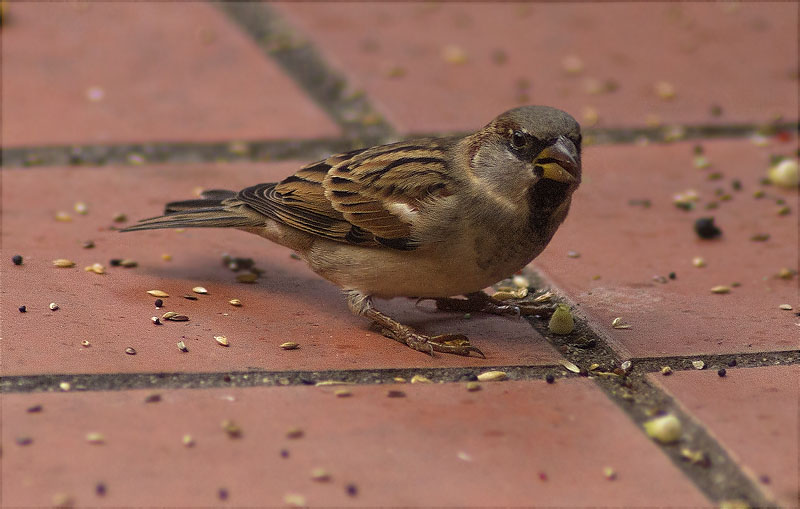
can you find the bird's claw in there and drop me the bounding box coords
[381,329,485,358]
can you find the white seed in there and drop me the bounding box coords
[147,290,169,297]
[620,360,632,372]
[410,374,433,384]
[125,347,136,355]
[214,335,229,347]
[477,370,507,382]
[161,311,178,320]
[779,304,793,311]
[177,341,188,352]
[55,211,72,222]
[84,263,105,274]
[49,302,59,311]
[74,202,89,214]
[53,259,76,268]
[192,286,208,294]
[279,342,299,350]
[229,298,242,306]
[85,432,105,444]
[692,360,705,370]
[711,285,731,294]
[558,360,581,373]
[643,414,682,444]
[59,382,71,391]
[767,158,799,188]
[512,275,530,288]
[548,304,574,335]
[692,256,707,268]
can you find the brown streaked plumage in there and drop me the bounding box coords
[122,105,582,357]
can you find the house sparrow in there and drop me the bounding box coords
[122,105,582,357]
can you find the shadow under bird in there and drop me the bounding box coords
[122,105,582,357]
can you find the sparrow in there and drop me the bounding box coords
[122,105,582,357]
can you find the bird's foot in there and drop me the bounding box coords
[381,328,485,358]
[431,291,531,318]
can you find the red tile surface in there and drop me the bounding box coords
[276,2,798,133]
[533,139,798,358]
[650,365,799,507]
[2,380,710,507]
[1,163,562,376]
[1,2,339,147]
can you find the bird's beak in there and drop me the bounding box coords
[534,136,579,184]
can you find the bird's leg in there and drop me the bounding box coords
[346,291,485,358]
[433,291,554,318]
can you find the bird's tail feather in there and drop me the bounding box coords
[120,189,257,232]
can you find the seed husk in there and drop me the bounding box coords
[192,286,208,294]
[680,447,711,467]
[182,294,198,300]
[112,212,127,223]
[147,290,169,297]
[119,259,138,268]
[125,347,136,355]
[235,273,258,283]
[643,414,682,444]
[548,304,574,335]
[151,316,161,325]
[410,374,433,384]
[286,427,304,439]
[49,302,59,311]
[86,432,105,444]
[661,366,673,376]
[161,311,178,320]
[477,370,507,382]
[81,340,90,347]
[165,314,189,322]
[558,360,581,373]
[611,317,631,329]
[221,419,242,438]
[711,285,731,294]
[84,263,105,274]
[82,240,95,249]
[182,434,195,447]
[532,291,553,303]
[229,298,242,306]
[315,380,354,386]
[161,253,172,261]
[310,468,331,482]
[214,335,229,346]
[779,304,793,310]
[465,381,481,391]
[493,287,528,300]
[280,341,300,350]
[588,363,600,371]
[53,258,76,268]
[177,340,188,352]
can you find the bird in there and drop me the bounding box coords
[122,105,582,357]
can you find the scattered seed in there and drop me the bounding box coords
[112,213,127,223]
[410,374,433,384]
[82,240,95,249]
[286,427,304,439]
[692,257,706,268]
[154,299,163,308]
[144,393,161,403]
[558,360,580,374]
[12,254,23,265]
[95,482,107,497]
[717,368,727,377]
[643,414,682,444]
[119,259,137,268]
[777,267,796,280]
[166,314,189,321]
[588,363,600,371]
[229,298,242,306]
[661,366,673,376]
[86,432,105,444]
[532,291,553,303]
[280,342,300,350]
[52,493,74,508]
[779,304,793,310]
[512,275,530,288]
[441,44,468,64]
[161,311,178,320]
[694,217,722,239]
[192,286,208,295]
[16,436,33,446]
[603,466,617,480]
[182,434,195,447]
[236,273,258,283]
[767,158,799,188]
[125,347,136,355]
[711,285,731,294]
[693,155,711,169]
[214,335,229,347]
[477,370,507,382]
[49,302,59,311]
[777,205,791,215]
[182,294,198,300]
[611,317,631,329]
[620,360,632,372]
[310,468,331,482]
[221,419,242,438]
[567,250,581,258]
[147,290,169,297]
[334,389,352,397]
[161,253,172,261]
[493,287,528,300]
[465,381,481,392]
[545,374,555,384]
[19,305,26,313]
[315,380,354,386]
[59,382,71,391]
[386,389,406,398]
[27,404,42,413]
[561,54,584,74]
[548,304,574,335]
[719,500,751,509]
[283,493,307,507]
[177,340,188,352]
[345,484,358,497]
[81,340,90,347]
[84,263,105,274]
[654,81,676,100]
[151,316,161,325]
[55,211,73,222]
[53,259,76,268]
[680,447,711,467]
[393,377,407,383]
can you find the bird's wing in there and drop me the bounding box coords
[235,140,455,250]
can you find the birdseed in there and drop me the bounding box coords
[611,317,631,329]
[147,290,169,297]
[779,304,793,310]
[182,294,198,300]
[192,286,208,294]
[82,240,95,249]
[280,342,300,350]
[235,273,258,283]
[558,360,580,374]
[154,299,163,308]
[310,468,331,482]
[603,466,617,480]
[334,389,352,397]
[19,305,26,313]
[465,381,481,392]
[711,285,731,294]
[386,390,406,398]
[177,340,188,352]
[81,340,90,347]
[229,299,242,306]
[53,259,76,268]
[151,316,161,325]
[532,291,553,303]
[643,414,682,444]
[49,302,59,311]
[86,432,105,444]
[717,368,727,377]
[283,494,307,507]
[214,335,229,347]
[55,211,73,222]
[27,404,43,413]
[119,259,137,268]
[182,434,195,447]
[12,254,23,265]
[410,374,433,384]
[112,213,127,223]
[161,253,172,261]
[692,257,707,268]
[144,393,161,403]
[548,304,574,334]
[165,314,189,321]
[161,311,178,319]
[692,360,705,370]
[661,366,673,376]
[221,419,242,438]
[125,347,136,355]
[545,374,555,384]
[286,427,304,439]
[84,263,105,274]
[477,370,507,382]
[59,382,71,391]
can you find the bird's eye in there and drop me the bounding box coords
[511,130,527,149]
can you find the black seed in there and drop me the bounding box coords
[154,299,163,308]
[694,217,722,239]
[280,449,289,458]
[12,254,23,265]
[545,374,555,384]
[759,475,771,485]
[345,484,358,497]
[27,404,42,413]
[728,359,737,367]
[668,272,676,280]
[144,393,161,403]
[16,436,33,446]
[95,482,107,496]
[218,488,228,501]
[732,179,742,191]
[18,305,26,313]
[223,374,232,383]
[717,368,726,377]
[109,259,122,266]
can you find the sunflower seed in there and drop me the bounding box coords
[214,335,229,346]
[177,340,188,352]
[53,259,76,268]
[125,347,136,355]
[147,290,169,297]
[192,286,208,294]
[558,360,581,373]
[477,370,507,382]
[229,299,242,306]
[161,311,178,320]
[280,342,299,350]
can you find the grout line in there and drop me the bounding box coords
[3,121,797,169]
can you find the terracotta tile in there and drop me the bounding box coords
[276,2,798,133]
[1,2,339,147]
[2,380,710,507]
[650,365,799,507]
[533,138,798,358]
[1,163,562,376]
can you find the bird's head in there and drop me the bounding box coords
[467,105,582,210]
